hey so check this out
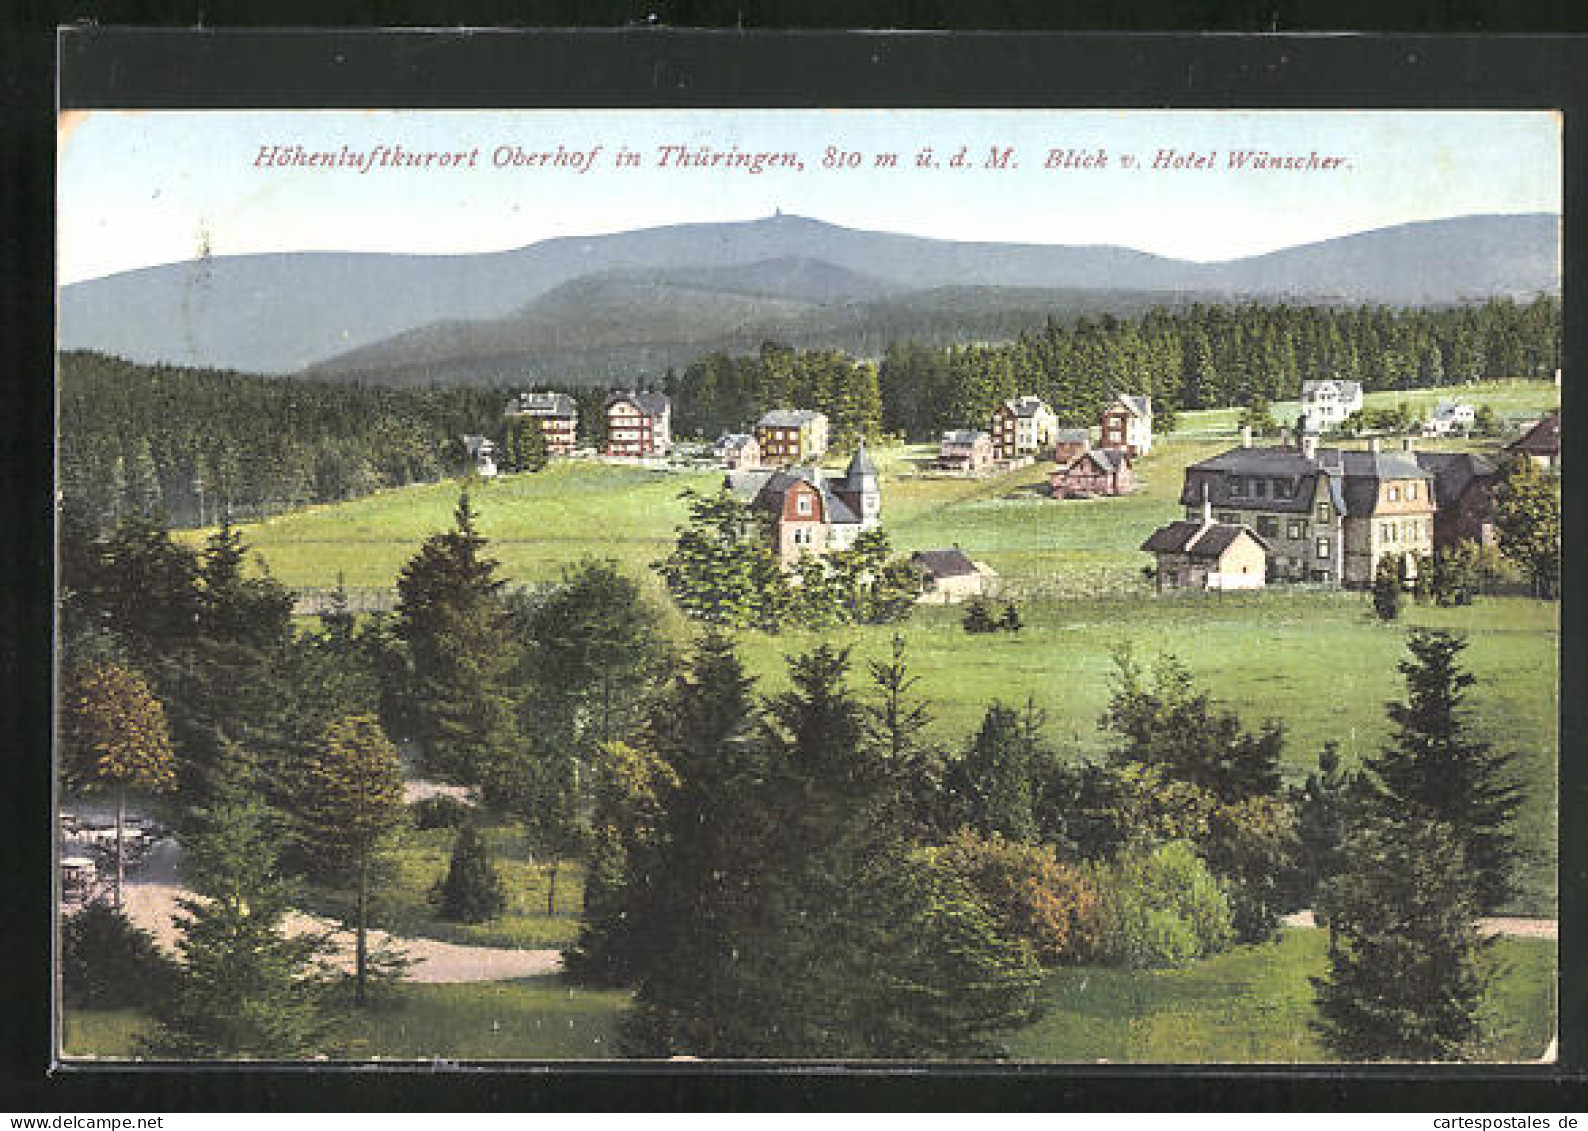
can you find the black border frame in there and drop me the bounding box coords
[5,20,1586,1111]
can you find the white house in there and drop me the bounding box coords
[1300,379,1365,432]
[1422,398,1476,437]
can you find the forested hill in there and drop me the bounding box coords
[672,296,1562,442]
[57,352,533,531]
[59,212,1560,379]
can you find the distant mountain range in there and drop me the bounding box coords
[58,212,1561,385]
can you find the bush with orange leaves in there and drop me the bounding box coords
[923,828,1106,966]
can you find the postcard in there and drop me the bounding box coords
[53,101,1561,1067]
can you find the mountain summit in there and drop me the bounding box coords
[58,213,1560,376]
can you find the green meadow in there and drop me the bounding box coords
[208,378,1559,915]
[61,933,1554,1063]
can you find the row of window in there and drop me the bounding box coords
[1228,475,1298,500]
[1380,518,1429,545]
[1385,482,1420,502]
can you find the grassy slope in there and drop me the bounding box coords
[302,825,587,951]
[61,934,1554,1063]
[217,376,1559,911]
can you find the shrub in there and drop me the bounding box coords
[410,793,474,830]
[1372,554,1405,622]
[429,825,507,923]
[61,901,177,1010]
[927,828,1105,965]
[962,596,997,634]
[1091,840,1234,969]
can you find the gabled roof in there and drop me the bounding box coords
[759,408,826,428]
[716,432,757,450]
[1107,394,1151,419]
[1062,448,1128,476]
[1141,520,1269,558]
[607,391,670,416]
[508,390,577,418]
[1414,451,1499,509]
[1053,428,1090,445]
[1509,411,1560,456]
[726,466,864,526]
[911,548,981,579]
[998,396,1053,419]
[1301,379,1363,400]
[941,429,989,445]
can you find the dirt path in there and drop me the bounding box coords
[1282,909,1558,939]
[115,839,563,984]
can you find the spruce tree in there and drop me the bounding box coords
[1312,816,1490,1061]
[393,492,522,789]
[1372,554,1405,621]
[431,824,508,923]
[146,748,329,1059]
[1366,629,1522,913]
[951,701,1038,842]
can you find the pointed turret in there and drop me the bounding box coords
[837,441,881,527]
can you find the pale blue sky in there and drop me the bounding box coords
[58,109,1561,285]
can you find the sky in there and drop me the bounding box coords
[57,109,1562,286]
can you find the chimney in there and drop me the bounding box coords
[1302,432,1318,461]
[1280,426,1292,448]
[1240,425,1253,449]
[1368,436,1381,454]
[1201,482,1213,526]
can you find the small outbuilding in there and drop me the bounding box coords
[462,434,499,478]
[910,548,997,604]
[1141,518,1270,592]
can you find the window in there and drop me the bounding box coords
[1317,501,1331,523]
[1316,538,1331,559]
[1257,516,1279,538]
[796,495,812,516]
[1381,522,1396,544]
[1230,477,1244,497]
[1388,485,1401,502]
[1218,512,1240,525]
[1406,482,1418,501]
[1287,521,1305,540]
[1275,479,1293,499]
[1254,479,1268,499]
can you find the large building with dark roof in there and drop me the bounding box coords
[506,390,579,455]
[1178,434,1436,586]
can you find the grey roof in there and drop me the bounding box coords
[1414,451,1498,509]
[1302,379,1364,400]
[716,432,756,450]
[941,429,989,445]
[911,549,980,579]
[1181,443,1431,518]
[607,391,670,416]
[1141,520,1268,558]
[1074,448,1128,475]
[1053,428,1090,444]
[462,434,495,458]
[1109,394,1151,419]
[1000,396,1052,419]
[727,466,862,526]
[508,390,577,418]
[845,442,877,480]
[759,408,825,428]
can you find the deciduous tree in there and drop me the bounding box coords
[292,714,408,1004]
